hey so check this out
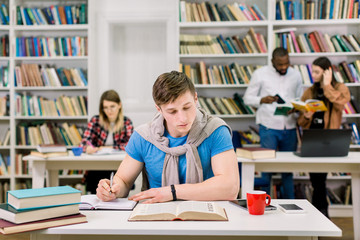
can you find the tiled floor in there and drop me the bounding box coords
[0,217,354,240]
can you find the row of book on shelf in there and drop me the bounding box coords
[295,60,360,84]
[16,36,88,57]
[16,4,87,26]
[15,93,87,117]
[276,0,360,20]
[17,122,84,147]
[180,62,261,85]
[198,93,254,116]
[180,60,360,86]
[14,64,88,87]
[179,1,266,22]
[0,186,86,234]
[180,28,267,54]
[274,29,360,53]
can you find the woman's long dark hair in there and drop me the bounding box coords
[311,57,337,104]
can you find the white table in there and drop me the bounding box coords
[30,199,341,240]
[239,151,360,240]
[23,152,126,189]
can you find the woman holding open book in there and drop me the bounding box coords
[80,90,134,194]
[297,57,350,217]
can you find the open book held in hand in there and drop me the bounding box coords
[128,201,228,221]
[291,99,327,112]
[79,195,137,210]
[274,105,293,116]
[236,147,276,160]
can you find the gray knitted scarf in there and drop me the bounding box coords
[136,108,231,187]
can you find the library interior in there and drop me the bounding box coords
[0,0,359,239]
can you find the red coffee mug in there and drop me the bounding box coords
[246,190,271,215]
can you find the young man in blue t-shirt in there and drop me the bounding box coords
[96,71,239,203]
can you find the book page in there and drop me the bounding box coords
[176,201,216,215]
[176,201,227,220]
[80,195,136,210]
[132,202,177,216]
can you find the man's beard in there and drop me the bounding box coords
[274,67,287,75]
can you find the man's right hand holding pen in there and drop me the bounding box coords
[86,140,99,154]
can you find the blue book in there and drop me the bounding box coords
[306,64,314,83]
[22,8,32,25]
[1,4,9,24]
[252,4,266,20]
[42,7,54,24]
[76,68,88,86]
[224,39,235,54]
[329,0,334,19]
[64,6,73,24]
[7,186,81,210]
[0,8,6,25]
[34,8,46,25]
[33,37,39,56]
[275,2,281,20]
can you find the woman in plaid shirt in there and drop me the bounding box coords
[81,90,134,193]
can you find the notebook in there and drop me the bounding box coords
[294,129,352,157]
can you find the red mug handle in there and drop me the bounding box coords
[265,194,271,206]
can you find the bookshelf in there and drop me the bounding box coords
[177,0,360,216]
[0,0,90,200]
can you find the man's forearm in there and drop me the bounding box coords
[174,174,239,201]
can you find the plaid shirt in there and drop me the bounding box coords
[81,115,134,151]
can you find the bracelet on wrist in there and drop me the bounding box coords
[170,184,177,201]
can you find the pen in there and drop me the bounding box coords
[109,172,114,194]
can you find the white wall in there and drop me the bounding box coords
[89,0,178,127]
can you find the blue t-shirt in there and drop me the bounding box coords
[125,126,233,188]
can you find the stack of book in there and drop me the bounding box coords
[0,186,86,235]
[29,144,68,158]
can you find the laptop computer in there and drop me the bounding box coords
[294,129,352,157]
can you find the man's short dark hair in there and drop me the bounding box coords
[152,71,196,106]
[272,47,288,59]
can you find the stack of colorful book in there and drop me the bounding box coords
[0,186,86,235]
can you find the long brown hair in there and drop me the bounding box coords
[99,90,124,132]
[311,57,337,105]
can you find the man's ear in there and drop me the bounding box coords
[155,105,161,112]
[194,92,198,102]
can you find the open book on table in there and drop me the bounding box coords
[79,195,137,210]
[291,99,327,112]
[92,148,123,155]
[128,201,227,221]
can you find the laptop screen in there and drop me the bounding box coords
[297,129,352,157]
